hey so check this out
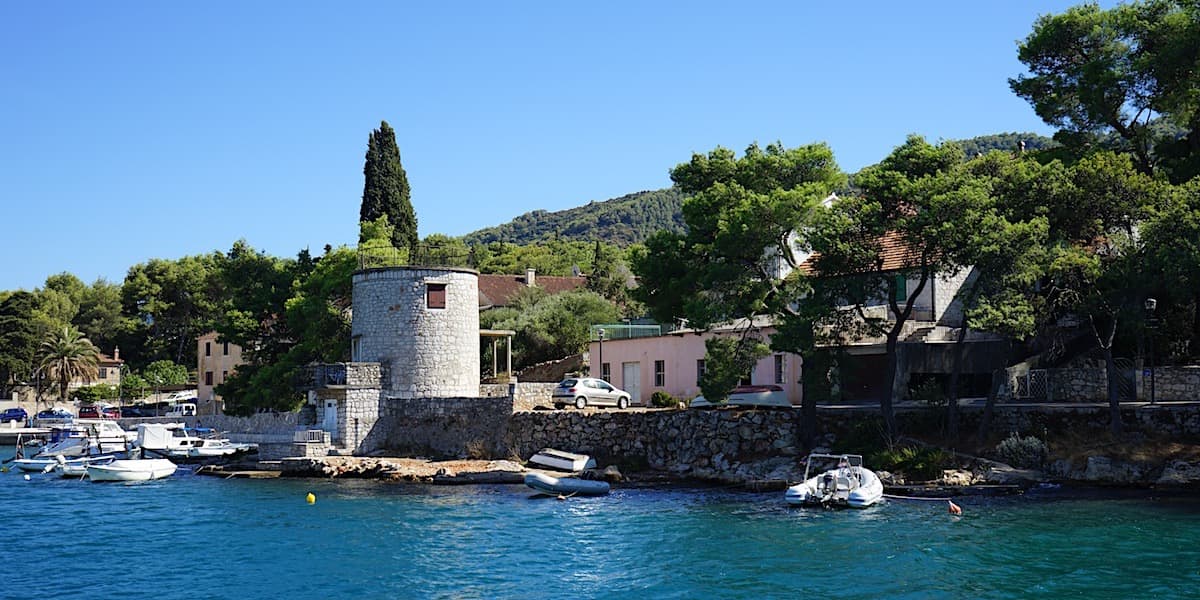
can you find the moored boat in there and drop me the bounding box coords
[784,453,884,508]
[50,454,116,477]
[86,458,177,482]
[524,472,610,496]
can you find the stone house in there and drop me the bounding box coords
[197,331,243,415]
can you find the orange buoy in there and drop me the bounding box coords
[948,500,962,515]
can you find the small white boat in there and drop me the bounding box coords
[524,472,610,496]
[16,453,120,474]
[50,454,116,478]
[784,453,884,508]
[31,420,135,458]
[86,458,177,482]
[529,448,596,472]
[185,438,256,458]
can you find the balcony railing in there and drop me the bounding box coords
[358,244,474,270]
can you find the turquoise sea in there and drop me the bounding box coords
[3,445,1199,599]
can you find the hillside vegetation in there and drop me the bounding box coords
[462,188,684,247]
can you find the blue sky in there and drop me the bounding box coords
[1,1,1103,291]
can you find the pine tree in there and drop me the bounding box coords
[359,121,418,254]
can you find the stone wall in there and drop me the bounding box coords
[1140,366,1200,402]
[507,409,801,472]
[512,383,557,412]
[361,396,515,459]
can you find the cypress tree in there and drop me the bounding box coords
[359,121,418,254]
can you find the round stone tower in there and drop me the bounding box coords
[351,266,480,398]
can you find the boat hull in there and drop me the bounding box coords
[785,469,884,508]
[524,472,610,496]
[87,459,177,482]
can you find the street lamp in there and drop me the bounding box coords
[597,328,605,382]
[1144,297,1157,405]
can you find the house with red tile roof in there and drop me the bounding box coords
[477,267,587,309]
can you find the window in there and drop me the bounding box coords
[893,274,907,302]
[775,355,786,384]
[351,336,362,362]
[696,359,706,384]
[654,360,665,387]
[600,363,610,382]
[204,371,213,386]
[427,283,447,309]
[97,367,107,379]
[223,342,229,356]
[205,342,211,356]
[222,370,228,383]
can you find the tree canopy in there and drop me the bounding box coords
[359,120,418,254]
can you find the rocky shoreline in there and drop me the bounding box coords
[249,452,1200,494]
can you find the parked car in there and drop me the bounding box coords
[35,408,73,421]
[78,404,120,419]
[689,384,792,409]
[0,407,28,423]
[552,378,632,410]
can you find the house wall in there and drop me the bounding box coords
[588,328,803,405]
[197,331,244,415]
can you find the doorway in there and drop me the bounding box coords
[622,362,641,405]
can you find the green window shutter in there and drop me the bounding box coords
[893,274,907,302]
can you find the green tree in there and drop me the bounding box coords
[0,291,40,400]
[802,136,972,436]
[698,335,770,403]
[39,325,100,405]
[1140,178,1200,360]
[480,289,619,372]
[74,278,124,352]
[359,120,418,254]
[141,359,189,387]
[121,254,222,368]
[1011,0,1200,182]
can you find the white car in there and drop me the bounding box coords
[552,378,632,410]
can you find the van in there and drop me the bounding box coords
[165,403,197,417]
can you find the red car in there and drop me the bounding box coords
[78,405,120,419]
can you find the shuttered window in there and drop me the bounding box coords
[427,283,447,309]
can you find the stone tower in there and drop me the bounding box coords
[351,266,480,398]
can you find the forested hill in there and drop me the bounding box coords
[952,132,1058,157]
[461,188,684,247]
[463,133,1055,247]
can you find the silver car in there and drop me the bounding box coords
[552,378,632,410]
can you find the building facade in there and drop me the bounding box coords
[197,331,243,415]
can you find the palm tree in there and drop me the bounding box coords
[39,325,100,406]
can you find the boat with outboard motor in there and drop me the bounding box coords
[784,453,884,508]
[48,454,117,477]
[25,419,135,459]
[86,454,177,482]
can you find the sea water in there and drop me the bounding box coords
[2,445,1199,599]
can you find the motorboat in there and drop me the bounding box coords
[49,454,116,478]
[529,448,596,472]
[185,438,256,458]
[524,472,610,496]
[135,422,203,457]
[784,453,884,508]
[14,452,121,474]
[86,458,177,482]
[30,420,135,458]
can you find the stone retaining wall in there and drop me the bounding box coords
[362,396,515,459]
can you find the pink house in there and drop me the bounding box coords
[586,318,803,406]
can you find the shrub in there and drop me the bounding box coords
[995,432,1048,469]
[650,391,679,408]
[869,445,953,482]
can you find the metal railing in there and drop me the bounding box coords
[358,244,474,270]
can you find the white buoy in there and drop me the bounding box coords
[23,474,31,481]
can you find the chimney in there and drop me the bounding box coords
[113,346,120,361]
[525,267,536,287]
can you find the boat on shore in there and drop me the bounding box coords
[784,453,884,508]
[529,448,596,472]
[524,472,610,496]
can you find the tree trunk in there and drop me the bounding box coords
[1104,346,1123,436]
[947,324,969,440]
[976,368,1003,444]
[882,332,899,438]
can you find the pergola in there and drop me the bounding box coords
[480,329,516,380]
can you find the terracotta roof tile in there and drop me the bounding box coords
[798,231,920,275]
[477,273,588,308]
